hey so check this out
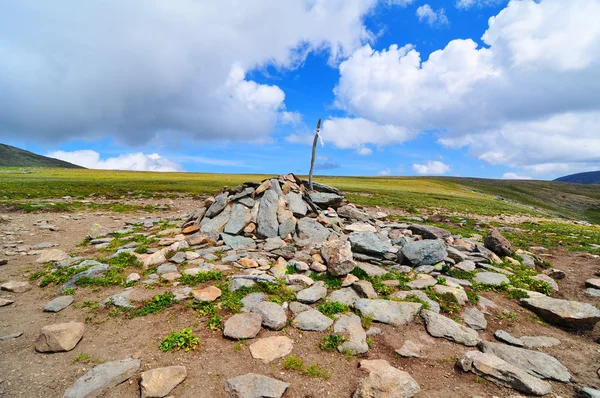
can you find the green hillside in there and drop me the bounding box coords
[0,144,83,168]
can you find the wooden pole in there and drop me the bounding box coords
[308,119,321,191]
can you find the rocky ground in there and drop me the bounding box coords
[1,174,599,398]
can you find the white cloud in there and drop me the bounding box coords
[330,0,600,177]
[321,117,418,148]
[0,0,386,145]
[416,5,449,26]
[456,0,502,10]
[412,160,450,175]
[378,168,392,176]
[502,172,532,180]
[357,147,373,156]
[280,111,303,125]
[46,150,182,172]
[387,0,415,5]
[285,133,315,145]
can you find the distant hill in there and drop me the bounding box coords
[0,144,83,168]
[554,171,600,184]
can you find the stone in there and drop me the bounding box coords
[126,273,141,284]
[35,322,85,352]
[484,229,512,257]
[356,262,387,277]
[225,373,289,398]
[140,366,187,398]
[407,278,437,290]
[353,363,420,398]
[264,237,286,251]
[285,192,308,217]
[271,245,296,259]
[296,281,327,304]
[520,296,600,329]
[160,272,181,282]
[390,290,440,313]
[309,192,344,209]
[256,190,279,238]
[334,313,368,355]
[479,341,570,382]
[582,388,600,398]
[328,287,361,307]
[473,272,510,286]
[205,193,228,218]
[352,280,378,299]
[337,205,371,222]
[400,240,448,266]
[88,223,111,239]
[0,281,32,293]
[531,274,558,292]
[354,299,422,326]
[520,335,561,348]
[421,310,479,346]
[221,234,257,250]
[321,239,356,276]
[200,205,232,239]
[241,292,267,313]
[586,288,600,297]
[182,225,200,234]
[543,268,565,280]
[144,250,167,268]
[294,260,309,272]
[0,332,23,340]
[186,233,213,246]
[0,298,15,307]
[230,278,256,292]
[288,301,311,315]
[518,253,536,269]
[286,274,314,286]
[157,263,178,274]
[586,278,600,289]
[446,246,469,263]
[345,222,377,233]
[342,274,359,287]
[395,340,423,358]
[237,258,259,268]
[250,301,287,330]
[433,285,468,306]
[349,232,389,256]
[457,351,551,396]
[455,260,476,272]
[44,295,74,312]
[224,204,251,235]
[408,225,451,240]
[36,248,70,263]
[292,309,333,331]
[192,286,222,302]
[63,358,141,398]
[494,330,524,347]
[249,336,293,363]
[296,218,330,244]
[462,307,487,330]
[223,313,263,339]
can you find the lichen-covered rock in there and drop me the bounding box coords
[321,240,356,276]
[484,229,512,257]
[520,296,600,329]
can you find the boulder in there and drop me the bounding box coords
[224,204,251,235]
[309,192,344,209]
[349,232,389,256]
[484,229,512,257]
[43,296,74,313]
[200,205,232,239]
[353,362,420,398]
[334,313,368,355]
[256,190,280,238]
[395,340,423,358]
[205,192,228,218]
[36,248,70,264]
[192,286,222,302]
[473,272,510,286]
[285,192,308,217]
[337,205,371,222]
[421,310,479,346]
[345,222,377,233]
[296,218,330,244]
[296,281,327,304]
[225,373,289,398]
[494,330,524,347]
[223,313,263,339]
[354,299,422,326]
[400,240,447,266]
[479,341,571,382]
[140,366,187,398]
[292,309,333,331]
[352,280,378,299]
[249,336,293,363]
[520,296,600,329]
[327,287,361,307]
[321,240,356,276]
[250,301,287,330]
[457,351,551,396]
[462,307,487,330]
[63,358,141,398]
[221,234,257,250]
[0,281,32,293]
[408,225,451,240]
[35,322,85,352]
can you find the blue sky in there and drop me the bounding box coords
[1,0,599,179]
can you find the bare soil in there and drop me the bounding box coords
[1,200,599,398]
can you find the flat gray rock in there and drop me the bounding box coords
[296,218,330,244]
[205,193,228,218]
[327,287,361,307]
[333,313,368,355]
[61,264,109,292]
[224,203,251,235]
[454,260,476,272]
[458,351,551,396]
[473,272,509,286]
[462,307,487,330]
[221,233,257,250]
[349,232,389,256]
[354,362,420,398]
[582,387,600,398]
[356,262,387,277]
[400,240,447,266]
[354,299,422,326]
[421,310,480,346]
[309,192,344,209]
[223,313,263,339]
[241,292,267,313]
[200,205,232,239]
[390,290,440,313]
[586,288,600,297]
[494,330,524,347]
[296,281,327,304]
[257,190,280,238]
[63,358,141,398]
[225,373,289,398]
[479,341,570,382]
[285,192,307,217]
[408,225,451,240]
[321,239,356,276]
[0,298,15,307]
[520,296,600,329]
[520,335,561,349]
[250,301,287,330]
[292,309,333,331]
[44,296,74,313]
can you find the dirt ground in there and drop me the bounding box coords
[1,199,599,398]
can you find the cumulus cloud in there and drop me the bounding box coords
[502,172,532,180]
[416,5,449,26]
[357,147,373,156]
[378,168,392,176]
[46,150,182,172]
[412,161,450,175]
[0,0,385,145]
[329,0,600,176]
[456,0,502,9]
[321,117,417,149]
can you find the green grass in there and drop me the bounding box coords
[159,328,200,352]
[179,271,222,287]
[502,221,600,254]
[283,355,304,371]
[304,363,330,379]
[319,334,347,351]
[129,293,175,318]
[317,301,350,318]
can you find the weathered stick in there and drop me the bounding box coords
[308,119,321,191]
